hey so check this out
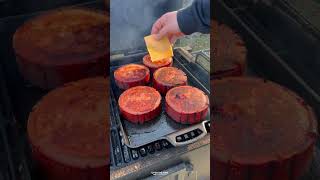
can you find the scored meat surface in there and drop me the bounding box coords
[28,77,109,180]
[166,86,209,124]
[153,67,187,95]
[13,8,109,89]
[118,86,162,124]
[211,20,247,78]
[212,77,318,180]
[114,64,150,90]
[142,54,173,74]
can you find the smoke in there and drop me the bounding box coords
[110,0,183,53]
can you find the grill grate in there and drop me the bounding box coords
[110,124,173,168]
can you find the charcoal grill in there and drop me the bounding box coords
[213,0,320,179]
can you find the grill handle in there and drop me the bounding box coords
[176,47,195,63]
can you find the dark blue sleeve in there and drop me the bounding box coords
[177,0,210,35]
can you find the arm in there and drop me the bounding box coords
[177,0,210,35]
[151,0,210,43]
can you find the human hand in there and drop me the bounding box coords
[151,11,185,44]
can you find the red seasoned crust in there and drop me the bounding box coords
[153,67,187,95]
[13,8,108,65]
[118,86,161,124]
[13,8,109,89]
[211,20,247,78]
[28,77,109,179]
[166,86,209,124]
[114,64,150,90]
[212,77,318,180]
[142,54,173,73]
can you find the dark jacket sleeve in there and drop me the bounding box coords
[177,0,210,35]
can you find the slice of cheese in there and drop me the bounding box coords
[144,35,173,62]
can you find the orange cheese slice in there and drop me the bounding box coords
[144,35,173,62]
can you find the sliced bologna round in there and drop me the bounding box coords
[28,77,109,180]
[212,77,318,180]
[118,86,162,124]
[153,67,187,95]
[114,64,150,90]
[211,20,247,79]
[165,86,209,124]
[142,54,173,74]
[13,8,109,89]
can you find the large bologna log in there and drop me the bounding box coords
[211,77,318,180]
[13,8,109,89]
[114,64,150,90]
[142,54,173,74]
[153,67,187,95]
[28,77,109,180]
[165,86,209,124]
[211,20,247,79]
[118,86,161,124]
